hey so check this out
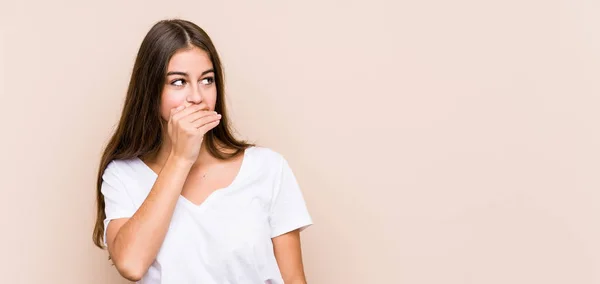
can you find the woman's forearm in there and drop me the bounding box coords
[110,154,193,280]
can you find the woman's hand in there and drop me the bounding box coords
[167,104,221,163]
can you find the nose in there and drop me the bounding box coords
[186,84,203,104]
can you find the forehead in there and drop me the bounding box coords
[167,47,213,72]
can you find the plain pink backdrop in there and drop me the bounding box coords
[1,0,599,283]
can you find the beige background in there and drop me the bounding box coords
[1,0,599,283]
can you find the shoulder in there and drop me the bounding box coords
[247,146,287,168]
[102,157,143,182]
[101,157,153,201]
[244,146,295,182]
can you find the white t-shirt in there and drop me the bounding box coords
[101,146,312,284]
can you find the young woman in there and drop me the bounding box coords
[92,19,312,284]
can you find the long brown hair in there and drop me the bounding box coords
[93,19,254,248]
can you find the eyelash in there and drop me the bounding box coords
[171,77,215,86]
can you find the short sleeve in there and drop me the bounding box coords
[269,156,313,238]
[101,161,137,246]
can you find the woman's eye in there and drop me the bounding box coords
[201,77,215,85]
[171,79,186,86]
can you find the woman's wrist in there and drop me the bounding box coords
[165,153,195,172]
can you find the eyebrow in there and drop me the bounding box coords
[166,69,215,76]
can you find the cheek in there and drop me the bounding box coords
[206,89,218,109]
[160,90,186,120]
